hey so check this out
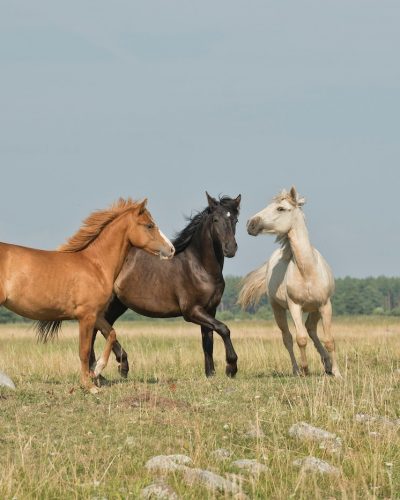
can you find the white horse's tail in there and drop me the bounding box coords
[238,261,268,309]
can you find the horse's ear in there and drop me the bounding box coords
[290,186,297,202]
[206,191,218,208]
[234,194,241,208]
[298,197,306,207]
[137,198,148,215]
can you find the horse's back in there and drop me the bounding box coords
[114,248,183,316]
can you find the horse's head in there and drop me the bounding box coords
[247,186,305,236]
[206,192,241,258]
[129,199,175,259]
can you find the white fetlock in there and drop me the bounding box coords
[94,358,106,377]
[333,369,343,379]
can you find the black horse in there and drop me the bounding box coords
[90,192,241,378]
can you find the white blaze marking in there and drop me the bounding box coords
[160,230,172,247]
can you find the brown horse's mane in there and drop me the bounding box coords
[59,198,140,253]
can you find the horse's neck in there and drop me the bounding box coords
[287,210,316,278]
[191,221,224,277]
[83,215,131,283]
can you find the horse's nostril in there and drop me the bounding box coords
[247,217,259,235]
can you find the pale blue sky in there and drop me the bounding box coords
[0,1,399,277]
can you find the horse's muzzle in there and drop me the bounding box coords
[159,245,175,260]
[224,242,238,258]
[247,217,261,236]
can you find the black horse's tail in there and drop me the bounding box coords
[35,320,63,342]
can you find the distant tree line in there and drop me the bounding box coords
[1,276,400,323]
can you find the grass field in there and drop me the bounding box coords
[0,317,399,499]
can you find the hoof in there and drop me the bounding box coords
[89,386,100,395]
[118,365,129,378]
[322,358,333,374]
[205,370,216,378]
[300,366,309,376]
[226,363,238,378]
[94,374,108,387]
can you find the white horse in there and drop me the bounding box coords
[239,187,341,377]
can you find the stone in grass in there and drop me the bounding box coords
[183,467,242,495]
[355,413,400,429]
[231,459,269,475]
[0,371,16,390]
[293,456,340,476]
[211,448,232,461]
[289,422,342,454]
[245,422,265,439]
[140,480,179,500]
[145,455,193,472]
[145,454,245,497]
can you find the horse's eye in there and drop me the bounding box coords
[146,223,155,230]
[277,207,285,212]
[213,218,219,223]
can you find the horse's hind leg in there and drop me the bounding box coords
[319,301,342,378]
[305,311,332,374]
[272,302,300,375]
[201,326,215,377]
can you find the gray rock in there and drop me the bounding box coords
[289,422,342,453]
[355,413,400,428]
[140,481,179,499]
[0,371,15,390]
[183,467,241,494]
[211,448,232,461]
[293,456,340,476]
[231,459,269,474]
[145,455,193,472]
[145,454,246,496]
[146,455,246,499]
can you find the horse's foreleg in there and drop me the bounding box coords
[89,329,98,373]
[288,301,309,375]
[201,326,215,377]
[319,301,342,378]
[78,314,99,394]
[186,307,238,377]
[272,302,300,375]
[104,295,130,377]
[305,311,332,374]
[93,316,117,378]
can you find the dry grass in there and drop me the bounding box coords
[0,317,399,499]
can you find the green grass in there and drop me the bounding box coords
[1,318,400,499]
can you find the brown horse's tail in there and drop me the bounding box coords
[237,261,268,309]
[35,320,63,342]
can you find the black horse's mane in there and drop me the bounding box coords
[172,196,238,255]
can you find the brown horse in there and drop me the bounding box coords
[0,198,174,393]
[90,193,241,379]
